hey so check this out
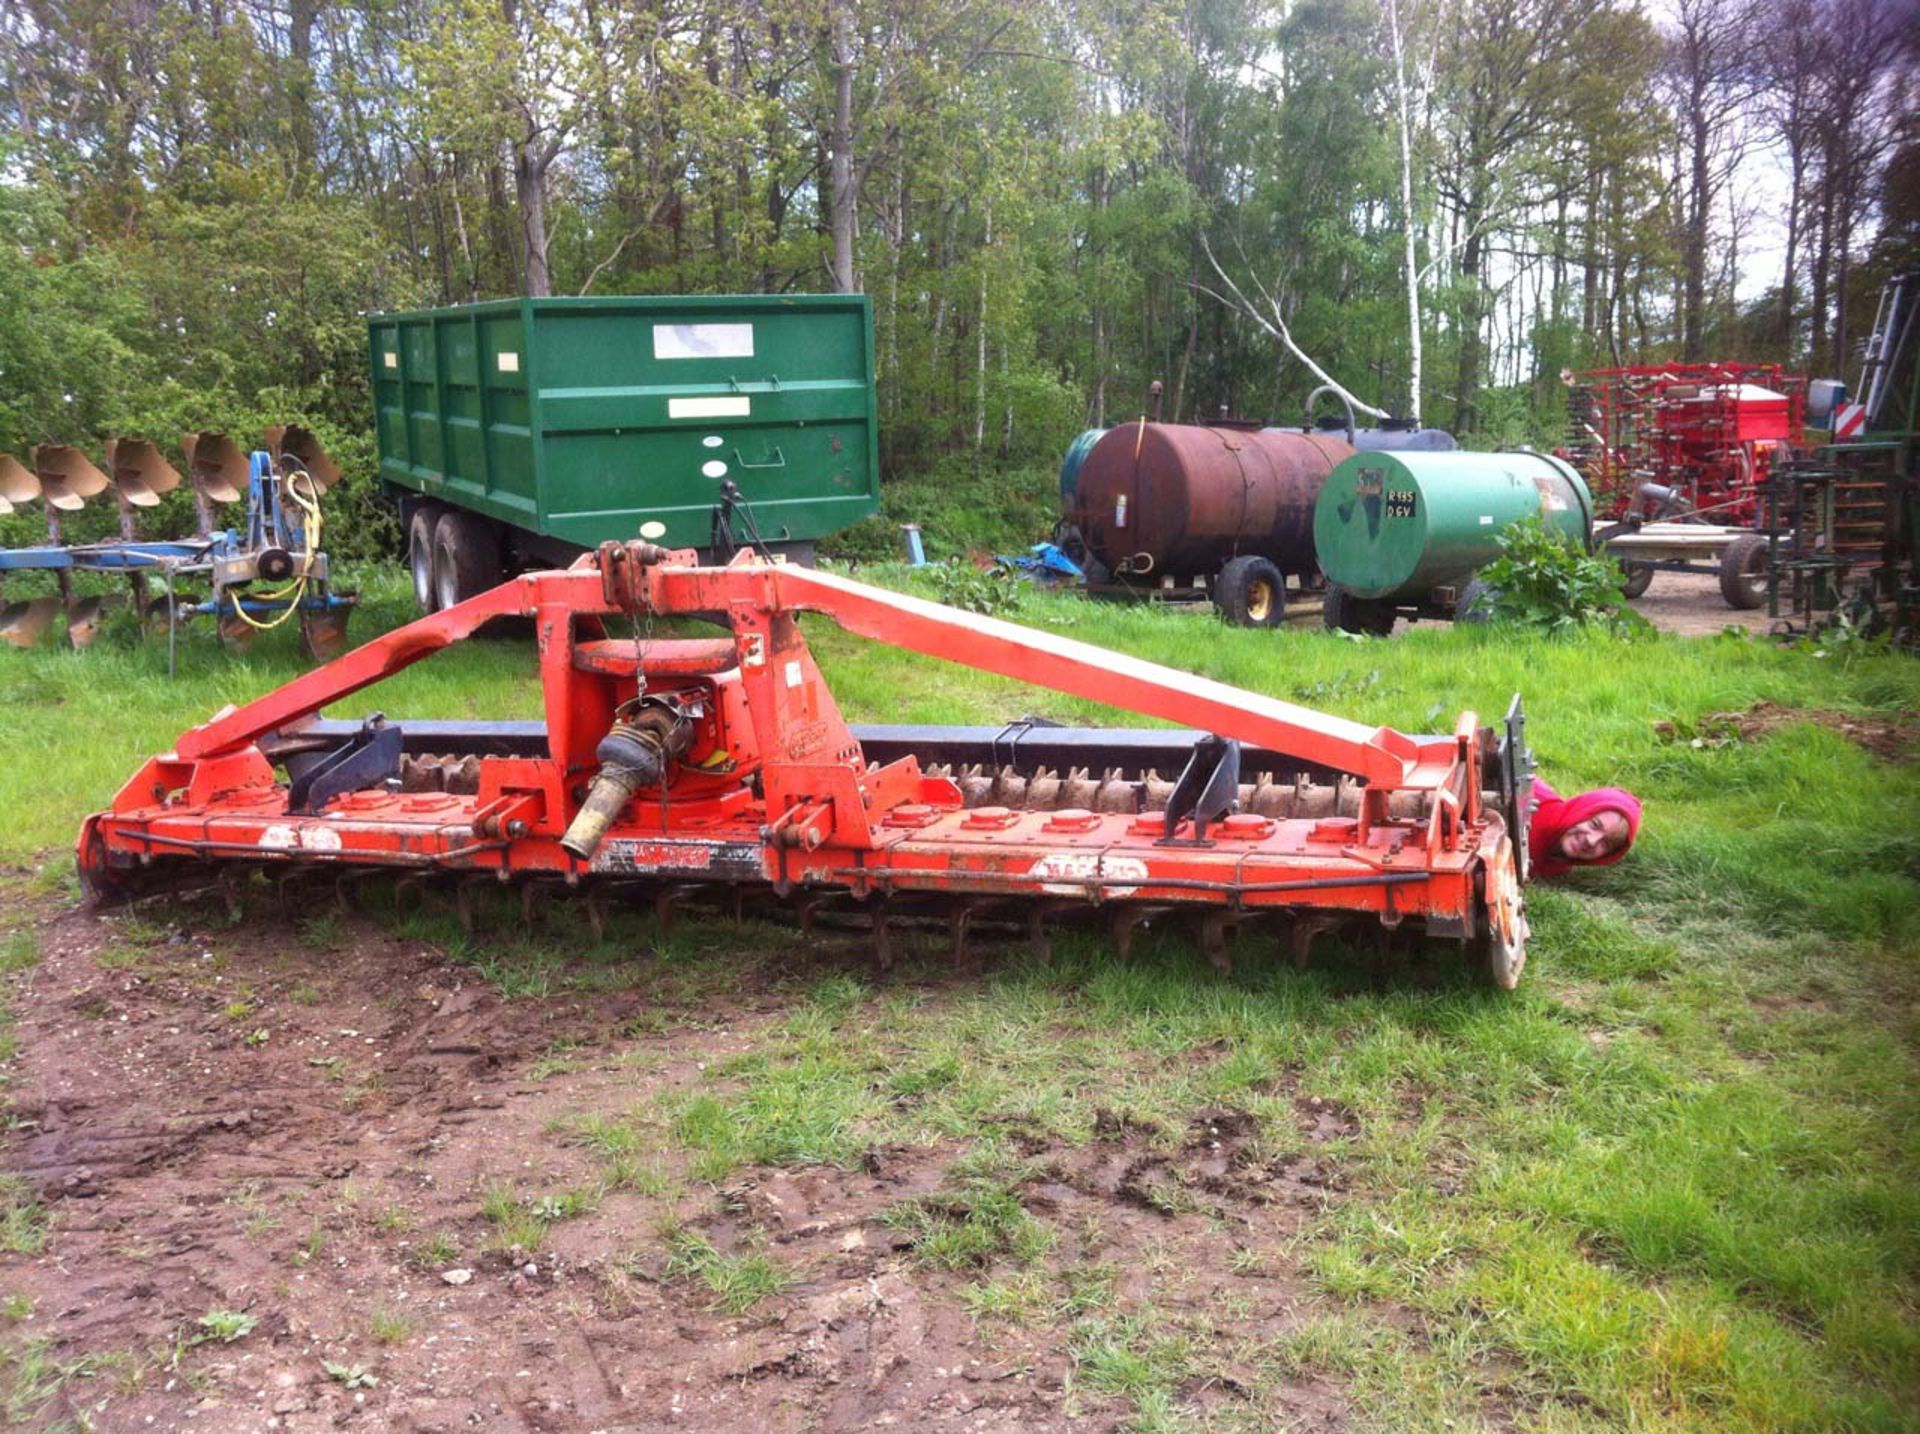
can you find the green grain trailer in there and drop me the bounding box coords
[369,294,879,610]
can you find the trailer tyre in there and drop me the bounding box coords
[408,505,443,612]
[1323,586,1396,636]
[1620,561,1654,600]
[432,509,503,610]
[1216,556,1287,628]
[1719,533,1768,610]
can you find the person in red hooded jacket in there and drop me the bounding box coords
[1527,779,1642,878]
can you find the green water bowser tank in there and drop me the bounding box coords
[1313,450,1594,601]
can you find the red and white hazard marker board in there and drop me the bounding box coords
[1832,402,1867,439]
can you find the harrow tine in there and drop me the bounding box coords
[586,886,610,943]
[218,866,250,922]
[454,875,495,934]
[870,895,893,971]
[655,883,705,937]
[392,874,427,916]
[1289,914,1343,969]
[520,881,548,935]
[1028,904,1051,963]
[1110,904,1170,961]
[1197,910,1239,975]
[948,897,990,971]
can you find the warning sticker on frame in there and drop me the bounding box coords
[590,839,766,880]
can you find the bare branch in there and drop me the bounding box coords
[1196,237,1390,420]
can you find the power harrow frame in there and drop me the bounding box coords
[79,543,1535,985]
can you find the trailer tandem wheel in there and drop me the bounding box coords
[432,509,503,610]
[408,504,444,612]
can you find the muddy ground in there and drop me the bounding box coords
[3,893,1374,1432]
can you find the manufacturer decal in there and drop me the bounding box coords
[1028,852,1149,898]
[590,839,765,880]
[785,721,831,758]
[258,824,343,853]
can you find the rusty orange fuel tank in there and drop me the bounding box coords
[1065,422,1354,580]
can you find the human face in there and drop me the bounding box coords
[1555,810,1629,863]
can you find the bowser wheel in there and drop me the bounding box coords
[1476,838,1530,990]
[1719,534,1768,610]
[1323,585,1396,636]
[1216,556,1287,628]
[1620,562,1654,599]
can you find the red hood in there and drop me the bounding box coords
[1529,778,1642,878]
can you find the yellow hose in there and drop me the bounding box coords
[226,469,324,631]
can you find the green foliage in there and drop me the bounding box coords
[321,1360,378,1390]
[921,559,1024,617]
[884,1180,1057,1272]
[0,1175,47,1255]
[1475,517,1647,635]
[661,1229,792,1315]
[194,1310,257,1344]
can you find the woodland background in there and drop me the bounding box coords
[0,0,1915,556]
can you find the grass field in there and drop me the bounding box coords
[2,562,1917,1428]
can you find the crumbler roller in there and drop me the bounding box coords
[79,542,1536,986]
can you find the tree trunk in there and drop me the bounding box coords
[886,167,903,416]
[1777,163,1801,356]
[974,200,991,454]
[1682,97,1710,360]
[1809,177,1832,363]
[1089,166,1107,428]
[1388,0,1422,424]
[827,3,858,293]
[1172,263,1198,423]
[287,0,322,184]
[1454,203,1487,434]
[1832,169,1856,374]
[1581,173,1600,338]
[515,140,553,297]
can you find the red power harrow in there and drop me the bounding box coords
[79,543,1537,986]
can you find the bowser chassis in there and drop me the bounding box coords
[79,542,1537,987]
